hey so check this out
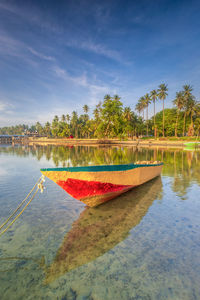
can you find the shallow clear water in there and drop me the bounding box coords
[0,145,199,300]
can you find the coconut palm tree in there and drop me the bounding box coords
[83,105,89,114]
[186,97,197,136]
[124,106,132,137]
[104,94,111,101]
[138,96,146,120]
[150,90,158,137]
[135,102,142,117]
[61,114,66,122]
[113,94,121,102]
[66,114,70,124]
[157,84,168,137]
[144,93,151,136]
[44,121,51,137]
[173,91,184,137]
[71,111,78,137]
[52,115,59,137]
[182,85,193,136]
[124,106,132,120]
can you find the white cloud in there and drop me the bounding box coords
[0,33,22,57]
[0,31,56,69]
[27,47,55,61]
[0,2,60,33]
[0,102,7,112]
[53,65,88,87]
[0,100,14,112]
[52,64,114,107]
[65,39,122,62]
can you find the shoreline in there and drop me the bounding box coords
[27,137,199,148]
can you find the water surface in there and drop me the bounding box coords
[0,145,199,299]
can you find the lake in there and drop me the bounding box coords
[0,145,199,300]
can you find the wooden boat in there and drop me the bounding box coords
[44,176,162,283]
[41,161,163,207]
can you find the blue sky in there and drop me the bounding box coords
[0,0,200,126]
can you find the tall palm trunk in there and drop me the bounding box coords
[146,105,148,136]
[154,99,156,137]
[175,109,180,137]
[105,121,110,137]
[190,113,194,136]
[162,98,165,137]
[183,111,186,136]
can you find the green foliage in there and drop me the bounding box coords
[1,87,200,138]
[155,109,176,136]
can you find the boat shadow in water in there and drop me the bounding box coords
[45,176,163,284]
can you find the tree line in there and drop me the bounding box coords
[1,85,200,138]
[135,84,200,137]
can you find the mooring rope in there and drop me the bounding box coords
[0,176,45,237]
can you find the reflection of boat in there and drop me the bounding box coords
[41,161,163,207]
[44,176,162,284]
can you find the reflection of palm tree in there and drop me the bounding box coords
[44,176,162,283]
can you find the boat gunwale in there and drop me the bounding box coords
[40,162,163,173]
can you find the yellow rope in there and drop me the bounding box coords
[0,176,42,231]
[0,187,40,237]
[0,175,45,237]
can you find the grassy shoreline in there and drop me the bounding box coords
[27,137,200,147]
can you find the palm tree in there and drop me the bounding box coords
[182,85,193,136]
[51,115,59,137]
[124,106,132,120]
[144,93,151,136]
[124,107,132,137]
[113,94,121,102]
[66,114,70,124]
[71,111,78,137]
[44,121,51,137]
[138,96,146,120]
[186,97,197,136]
[104,94,111,101]
[135,102,142,117]
[53,115,59,123]
[150,90,158,137]
[83,105,89,114]
[157,83,168,137]
[61,114,66,122]
[173,91,184,137]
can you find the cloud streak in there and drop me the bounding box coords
[27,47,55,61]
[65,39,122,62]
[0,1,61,33]
[52,65,111,105]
